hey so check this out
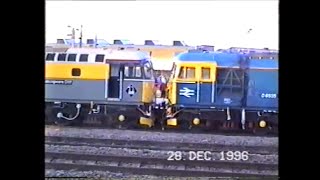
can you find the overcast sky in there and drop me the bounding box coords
[45,1,278,49]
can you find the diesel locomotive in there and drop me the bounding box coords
[45,47,278,134]
[162,51,278,133]
[45,48,155,127]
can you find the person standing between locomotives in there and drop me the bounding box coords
[156,71,167,97]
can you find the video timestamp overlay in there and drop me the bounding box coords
[167,151,249,161]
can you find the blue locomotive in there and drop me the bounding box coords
[165,51,278,133]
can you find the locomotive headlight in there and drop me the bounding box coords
[193,118,200,125]
[259,120,266,128]
[118,115,125,122]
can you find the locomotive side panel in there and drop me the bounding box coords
[45,80,106,102]
[199,82,215,105]
[213,68,245,108]
[176,83,198,106]
[246,69,278,110]
[45,63,109,102]
[121,80,143,103]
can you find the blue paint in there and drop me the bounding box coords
[174,52,278,69]
[173,51,278,111]
[246,70,278,109]
[214,91,243,107]
[176,83,197,105]
[176,82,243,108]
[249,59,278,69]
[199,83,213,104]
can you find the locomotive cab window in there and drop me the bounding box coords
[135,67,142,78]
[71,68,81,76]
[178,66,195,79]
[57,53,67,61]
[170,63,177,79]
[178,67,185,78]
[144,63,153,79]
[79,54,89,62]
[124,66,133,78]
[201,67,211,80]
[124,65,143,79]
[186,67,195,79]
[46,53,55,61]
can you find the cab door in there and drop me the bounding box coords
[197,64,217,105]
[107,63,124,99]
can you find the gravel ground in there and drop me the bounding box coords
[45,144,278,164]
[45,169,254,179]
[45,126,278,147]
[46,158,277,176]
[45,126,278,179]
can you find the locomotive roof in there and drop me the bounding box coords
[249,59,278,69]
[64,48,151,61]
[174,52,278,69]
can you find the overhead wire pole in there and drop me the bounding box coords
[80,25,83,48]
[95,34,97,48]
[67,26,75,48]
[68,25,82,48]
[67,25,79,48]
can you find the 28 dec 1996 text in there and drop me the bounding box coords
[167,151,249,161]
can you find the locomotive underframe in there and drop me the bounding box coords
[45,101,152,127]
[45,101,278,134]
[168,106,278,133]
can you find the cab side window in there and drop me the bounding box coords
[186,67,195,79]
[178,67,185,78]
[124,66,143,79]
[201,67,210,80]
[135,66,142,78]
[124,66,132,77]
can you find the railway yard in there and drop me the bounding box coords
[45,125,278,179]
[45,45,279,178]
[45,36,278,179]
[45,0,279,176]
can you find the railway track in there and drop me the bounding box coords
[45,121,277,138]
[45,125,278,147]
[45,132,278,178]
[46,152,277,178]
[45,136,277,155]
[45,118,278,137]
